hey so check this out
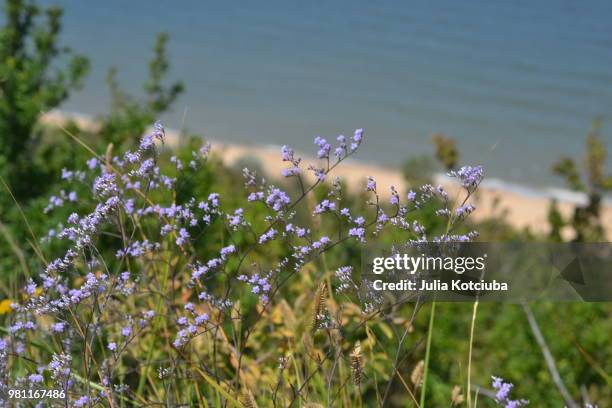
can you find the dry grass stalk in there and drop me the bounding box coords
[241,388,258,408]
[350,341,363,388]
[411,360,424,388]
[311,282,328,333]
[451,385,465,406]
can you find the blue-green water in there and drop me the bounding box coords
[44,0,612,190]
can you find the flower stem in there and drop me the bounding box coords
[420,301,436,408]
[467,300,479,408]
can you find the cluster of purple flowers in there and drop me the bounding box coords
[61,168,86,182]
[259,228,278,244]
[116,239,160,258]
[228,207,247,230]
[265,188,291,212]
[336,129,363,158]
[314,199,336,214]
[57,196,119,250]
[188,245,236,282]
[455,203,476,218]
[172,302,211,347]
[238,273,272,303]
[366,176,376,191]
[0,118,487,404]
[449,165,484,192]
[348,219,366,242]
[44,190,78,213]
[335,266,356,294]
[491,376,529,407]
[280,145,302,178]
[314,136,332,159]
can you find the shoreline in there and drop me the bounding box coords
[41,110,612,239]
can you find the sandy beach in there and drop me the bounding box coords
[41,110,612,239]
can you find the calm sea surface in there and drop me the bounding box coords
[42,0,612,189]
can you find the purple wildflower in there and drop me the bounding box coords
[228,208,244,228]
[314,199,336,214]
[52,322,65,333]
[282,167,300,177]
[390,185,399,205]
[491,376,528,407]
[248,191,264,202]
[86,157,99,170]
[335,266,355,293]
[349,227,366,242]
[314,136,331,159]
[74,396,90,407]
[281,145,292,161]
[176,228,190,246]
[28,373,44,383]
[353,128,364,142]
[220,244,236,258]
[195,314,209,325]
[266,188,291,212]
[259,228,278,244]
[455,203,476,217]
[93,172,118,197]
[449,165,484,191]
[25,280,37,296]
[366,176,376,192]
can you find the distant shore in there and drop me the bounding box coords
[41,110,612,240]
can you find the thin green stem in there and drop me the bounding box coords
[467,300,479,408]
[419,301,436,408]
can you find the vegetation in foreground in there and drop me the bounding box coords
[0,1,610,406]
